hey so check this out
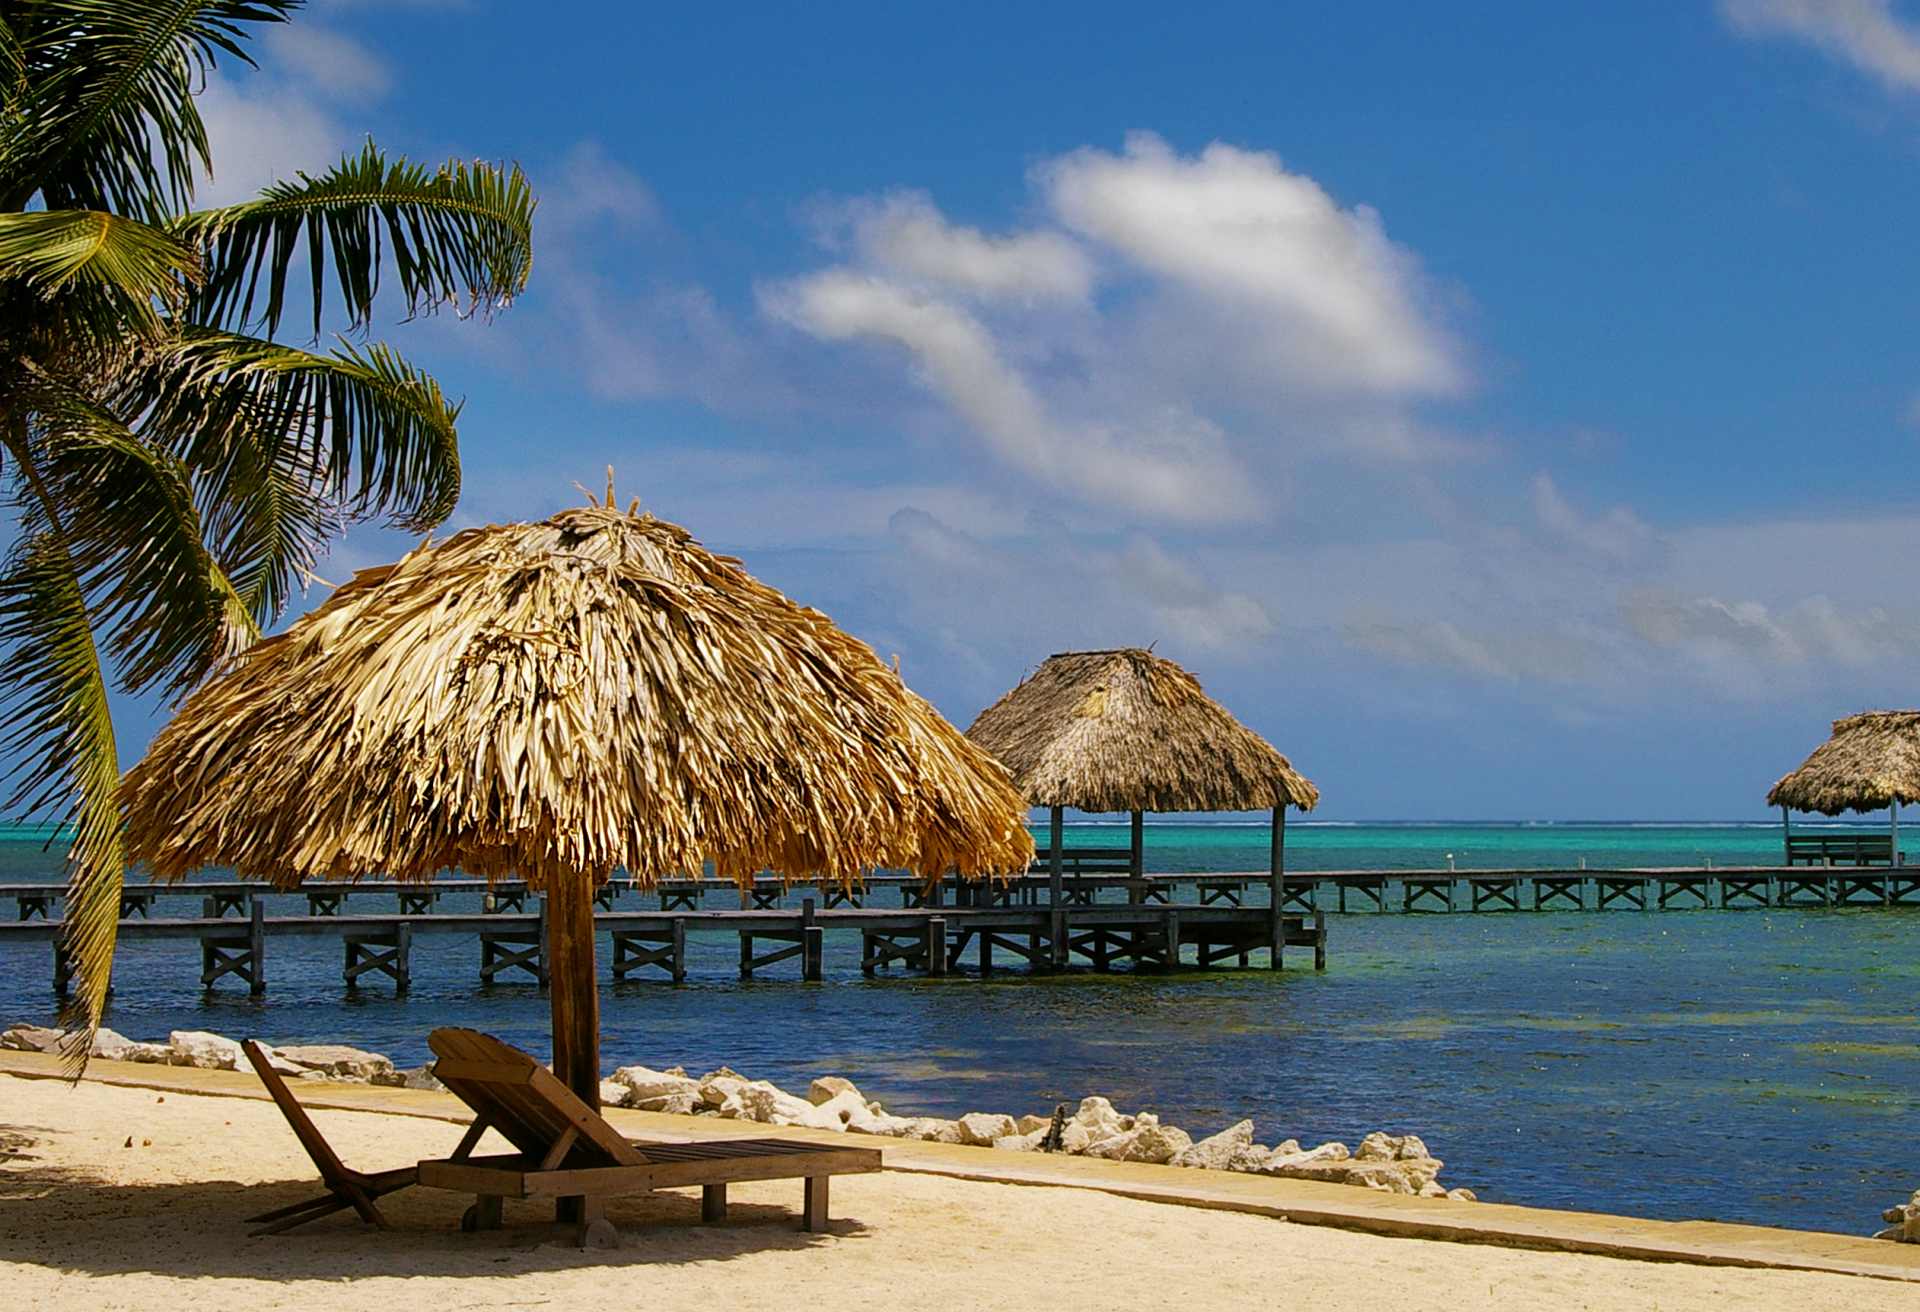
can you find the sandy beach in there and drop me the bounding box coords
[1,1071,1912,1312]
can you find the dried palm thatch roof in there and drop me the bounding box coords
[964,648,1318,814]
[122,498,1034,889]
[1766,710,1920,816]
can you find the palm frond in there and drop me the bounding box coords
[122,329,461,621]
[0,209,197,337]
[0,458,125,1051]
[179,143,535,337]
[0,0,296,219]
[20,365,254,697]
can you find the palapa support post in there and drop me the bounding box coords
[1269,804,1286,970]
[1128,809,1145,905]
[1781,805,1791,864]
[1892,803,1901,867]
[1048,805,1064,907]
[802,897,823,981]
[926,917,947,976]
[545,876,601,1114]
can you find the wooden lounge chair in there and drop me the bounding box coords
[421,1027,881,1247]
[240,1039,418,1236]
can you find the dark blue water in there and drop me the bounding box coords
[2,822,1915,1235]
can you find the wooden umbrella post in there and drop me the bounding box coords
[1048,805,1064,907]
[1269,804,1286,970]
[545,875,602,1112]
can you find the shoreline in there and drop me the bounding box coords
[1,1022,1475,1198]
[3,1054,1919,1311]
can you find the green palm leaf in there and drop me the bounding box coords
[18,366,253,695]
[180,144,535,337]
[124,329,461,621]
[0,0,297,220]
[0,209,197,334]
[0,462,125,1055]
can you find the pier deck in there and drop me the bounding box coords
[0,888,1327,995]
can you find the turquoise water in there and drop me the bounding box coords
[1,822,1914,1235]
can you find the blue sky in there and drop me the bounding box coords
[132,0,1920,818]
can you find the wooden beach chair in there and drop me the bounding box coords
[240,1039,418,1236]
[421,1027,881,1247]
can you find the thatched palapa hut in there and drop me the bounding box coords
[122,492,1034,1114]
[1766,710,1920,863]
[965,648,1317,965]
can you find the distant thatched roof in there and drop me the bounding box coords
[122,500,1034,888]
[964,648,1318,814]
[1766,710,1920,816]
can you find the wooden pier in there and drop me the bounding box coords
[0,874,1327,998]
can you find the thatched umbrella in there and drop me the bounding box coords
[122,493,1034,1110]
[965,648,1317,963]
[1766,710,1920,861]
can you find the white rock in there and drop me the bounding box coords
[1397,1134,1432,1162]
[845,1107,919,1137]
[1057,1120,1093,1153]
[1355,1132,1399,1162]
[370,1064,443,1091]
[992,1130,1045,1152]
[698,1072,749,1110]
[956,1112,1018,1146]
[808,1075,862,1106]
[1171,1119,1257,1171]
[1118,1122,1192,1165]
[167,1030,242,1070]
[631,1090,701,1115]
[1073,1096,1123,1132]
[734,1080,817,1125]
[120,1042,173,1064]
[599,1080,630,1108]
[273,1044,393,1080]
[802,1089,868,1130]
[87,1028,137,1060]
[1446,1187,1478,1202]
[1,1024,63,1052]
[614,1064,702,1104]
[902,1117,965,1144]
[1016,1113,1051,1135]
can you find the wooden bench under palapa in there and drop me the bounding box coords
[422,1026,881,1247]
[1785,833,1894,866]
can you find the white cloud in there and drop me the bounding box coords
[1528,472,1660,566]
[768,133,1467,523]
[1040,132,1463,395]
[1722,0,1920,92]
[764,270,1252,519]
[838,192,1093,301]
[883,508,1273,665]
[259,22,391,100]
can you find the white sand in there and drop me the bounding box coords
[0,1073,1910,1312]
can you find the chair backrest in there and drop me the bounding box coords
[243,1039,348,1184]
[428,1027,647,1168]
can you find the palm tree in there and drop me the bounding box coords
[0,1,535,1042]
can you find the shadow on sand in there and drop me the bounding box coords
[0,1122,866,1281]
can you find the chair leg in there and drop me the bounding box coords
[575,1195,619,1250]
[701,1184,727,1223]
[803,1175,829,1233]
[340,1182,390,1229]
[460,1195,503,1232]
[250,1193,355,1236]
[247,1192,341,1225]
